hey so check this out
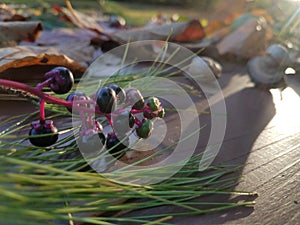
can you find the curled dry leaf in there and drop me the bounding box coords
[111,20,205,44]
[0,45,89,81]
[174,19,205,42]
[0,21,42,47]
[216,17,272,59]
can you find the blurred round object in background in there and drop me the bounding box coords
[247,44,290,88]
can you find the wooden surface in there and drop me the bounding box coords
[0,62,299,225]
[117,62,300,224]
[176,63,300,224]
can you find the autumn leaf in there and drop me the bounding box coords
[36,28,99,46]
[216,17,272,59]
[0,45,90,81]
[0,21,42,47]
[174,19,205,42]
[111,20,205,44]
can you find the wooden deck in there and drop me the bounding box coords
[175,62,300,224]
[117,62,300,224]
[0,62,299,224]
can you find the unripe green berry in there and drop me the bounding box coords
[136,119,154,139]
[147,97,161,111]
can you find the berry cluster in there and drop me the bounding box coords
[0,67,165,158]
[77,85,165,158]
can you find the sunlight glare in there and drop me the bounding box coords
[285,67,297,75]
[269,87,300,133]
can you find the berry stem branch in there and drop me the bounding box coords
[0,79,162,132]
[36,78,52,91]
[0,79,103,115]
[134,116,142,127]
[40,99,45,122]
[0,79,72,107]
[131,108,146,114]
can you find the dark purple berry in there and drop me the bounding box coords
[66,91,89,113]
[96,87,117,114]
[46,67,74,94]
[125,88,144,110]
[106,133,128,158]
[143,109,155,119]
[133,99,144,110]
[29,120,58,147]
[108,84,126,103]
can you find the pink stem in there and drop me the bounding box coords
[40,99,45,122]
[134,116,142,127]
[36,78,53,90]
[0,79,71,106]
[0,79,158,128]
[0,79,106,115]
[131,105,148,114]
[105,114,113,127]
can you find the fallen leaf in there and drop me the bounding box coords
[204,20,226,36]
[0,45,92,81]
[216,17,271,59]
[32,11,74,30]
[36,28,99,46]
[0,21,42,47]
[111,20,205,44]
[174,19,205,42]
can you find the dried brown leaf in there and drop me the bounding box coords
[174,19,205,42]
[111,20,205,44]
[216,17,272,59]
[0,45,89,81]
[0,21,42,47]
[36,28,99,46]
